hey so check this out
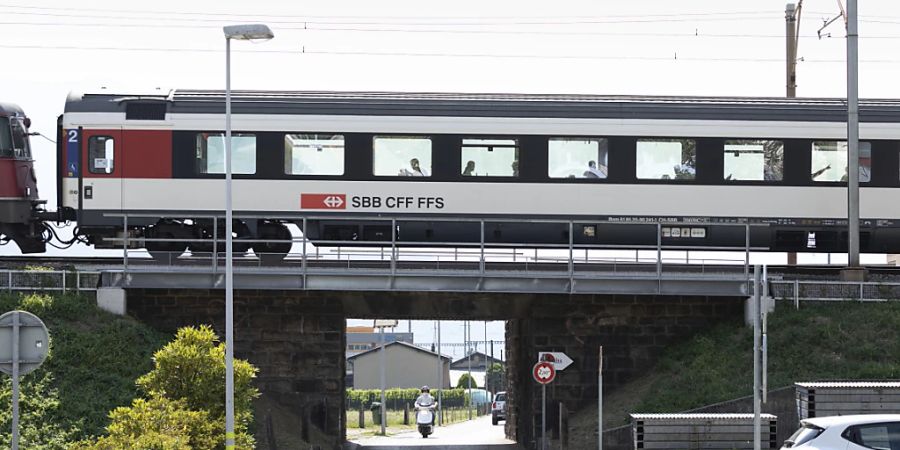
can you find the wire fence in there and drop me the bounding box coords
[0,270,101,292]
[769,279,900,307]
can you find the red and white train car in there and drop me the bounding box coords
[58,89,900,259]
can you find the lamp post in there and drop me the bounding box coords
[223,23,273,450]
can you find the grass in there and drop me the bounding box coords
[632,301,900,414]
[566,300,900,444]
[0,292,169,449]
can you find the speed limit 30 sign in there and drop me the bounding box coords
[532,361,556,384]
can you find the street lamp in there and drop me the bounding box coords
[223,23,273,450]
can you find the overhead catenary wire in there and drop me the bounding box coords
[4,43,900,64]
[7,20,900,39]
[0,4,787,22]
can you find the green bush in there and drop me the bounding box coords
[137,326,258,423]
[346,388,468,410]
[80,325,259,449]
[70,396,218,450]
[457,373,477,389]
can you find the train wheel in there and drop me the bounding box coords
[188,220,251,256]
[255,221,292,265]
[144,220,188,263]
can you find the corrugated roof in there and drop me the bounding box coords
[631,413,777,420]
[796,381,900,388]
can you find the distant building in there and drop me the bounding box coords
[450,351,505,372]
[347,341,451,390]
[346,326,413,358]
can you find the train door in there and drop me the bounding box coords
[80,128,122,224]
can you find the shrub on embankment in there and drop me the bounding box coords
[0,292,168,449]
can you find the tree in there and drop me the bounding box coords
[76,325,259,450]
[71,396,217,450]
[456,373,478,389]
[485,363,504,394]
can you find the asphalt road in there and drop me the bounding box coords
[351,415,518,449]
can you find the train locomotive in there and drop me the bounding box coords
[0,103,46,253]
[4,89,900,258]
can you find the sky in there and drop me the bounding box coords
[3,0,900,341]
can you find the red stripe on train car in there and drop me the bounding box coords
[122,130,172,178]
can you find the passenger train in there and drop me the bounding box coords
[4,89,900,257]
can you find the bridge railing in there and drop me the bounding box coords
[105,213,769,280]
[769,279,900,307]
[0,270,101,293]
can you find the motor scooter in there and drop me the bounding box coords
[416,404,435,438]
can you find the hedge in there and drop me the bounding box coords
[346,388,470,410]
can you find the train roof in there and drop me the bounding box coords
[0,102,25,118]
[64,89,900,123]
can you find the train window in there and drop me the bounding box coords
[0,117,11,157]
[10,119,30,158]
[88,136,115,174]
[636,139,696,180]
[723,140,783,181]
[548,138,608,179]
[373,136,432,177]
[460,138,519,177]
[195,133,256,175]
[811,141,871,182]
[284,134,344,175]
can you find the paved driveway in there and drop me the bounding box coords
[351,415,518,449]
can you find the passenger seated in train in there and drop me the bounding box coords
[399,158,429,176]
[583,160,608,178]
[673,161,696,179]
[462,160,475,176]
[511,160,519,177]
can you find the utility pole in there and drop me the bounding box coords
[846,0,860,269]
[785,2,801,97]
[785,1,803,266]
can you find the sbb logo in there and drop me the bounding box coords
[301,193,346,210]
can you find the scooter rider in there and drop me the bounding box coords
[415,386,436,424]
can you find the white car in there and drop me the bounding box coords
[781,414,900,449]
[491,391,507,425]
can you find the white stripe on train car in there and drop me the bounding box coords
[63,112,900,140]
[72,179,900,220]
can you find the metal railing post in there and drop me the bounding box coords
[123,215,129,273]
[479,220,485,274]
[744,223,750,278]
[656,223,662,277]
[391,219,397,276]
[859,283,865,302]
[794,280,800,310]
[301,217,308,287]
[61,270,66,292]
[568,222,574,290]
[213,219,218,272]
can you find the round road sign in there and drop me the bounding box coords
[0,310,50,376]
[533,361,556,384]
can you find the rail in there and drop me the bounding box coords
[0,270,101,292]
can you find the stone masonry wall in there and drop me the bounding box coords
[506,295,744,448]
[127,289,346,450]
